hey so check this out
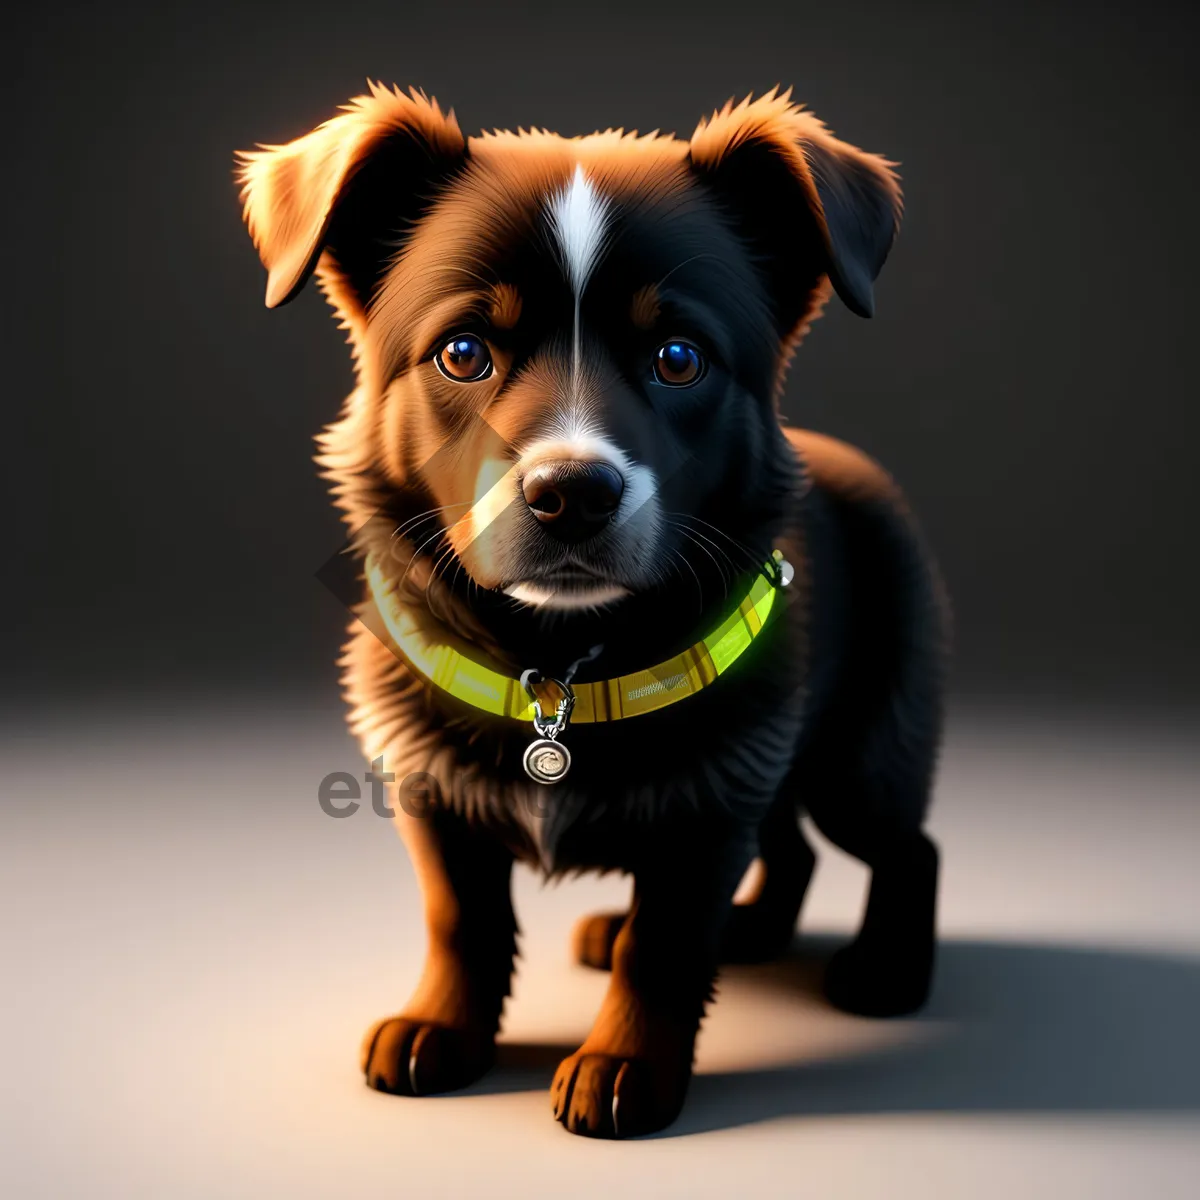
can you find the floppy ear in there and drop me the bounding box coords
[689,90,902,332]
[235,83,466,313]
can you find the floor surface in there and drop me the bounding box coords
[2,697,1198,1198]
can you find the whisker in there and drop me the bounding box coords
[672,525,730,602]
[664,511,760,568]
[668,519,739,579]
[668,546,705,617]
[390,502,472,543]
[426,541,462,621]
[654,250,723,290]
[397,525,452,592]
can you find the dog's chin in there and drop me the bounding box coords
[503,580,632,612]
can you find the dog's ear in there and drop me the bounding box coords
[689,90,902,331]
[235,83,466,313]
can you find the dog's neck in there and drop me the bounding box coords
[346,461,800,684]
[374,534,777,685]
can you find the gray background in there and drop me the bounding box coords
[4,5,1199,1191]
[6,0,1199,711]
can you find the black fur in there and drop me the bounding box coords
[239,91,946,1136]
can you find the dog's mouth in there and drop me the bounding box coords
[502,566,631,611]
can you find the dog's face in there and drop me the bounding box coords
[238,87,900,612]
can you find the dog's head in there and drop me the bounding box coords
[237,85,900,614]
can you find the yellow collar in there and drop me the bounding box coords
[364,551,788,725]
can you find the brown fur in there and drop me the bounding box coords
[630,282,662,330]
[237,85,945,1140]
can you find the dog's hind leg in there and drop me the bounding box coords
[783,430,946,1017]
[362,803,517,1096]
[804,761,939,1017]
[571,790,816,970]
[715,788,816,962]
[794,673,942,1016]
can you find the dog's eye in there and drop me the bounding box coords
[652,340,705,387]
[435,334,493,382]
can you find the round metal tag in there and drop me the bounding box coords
[523,737,571,784]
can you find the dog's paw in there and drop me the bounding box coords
[361,1016,495,1095]
[823,939,934,1017]
[571,905,796,971]
[571,911,626,971]
[551,1051,688,1138]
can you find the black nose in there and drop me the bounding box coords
[521,460,625,542]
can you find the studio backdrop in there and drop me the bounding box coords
[6,0,1198,714]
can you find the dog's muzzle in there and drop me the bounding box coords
[521,460,625,543]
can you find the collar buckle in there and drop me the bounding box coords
[520,669,576,739]
[761,548,795,589]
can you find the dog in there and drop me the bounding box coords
[236,84,947,1138]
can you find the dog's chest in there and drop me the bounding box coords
[471,765,654,877]
[506,786,556,871]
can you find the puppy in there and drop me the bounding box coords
[236,85,947,1138]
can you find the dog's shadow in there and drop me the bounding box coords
[479,936,1200,1136]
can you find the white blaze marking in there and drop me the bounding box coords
[547,165,611,382]
[508,172,658,612]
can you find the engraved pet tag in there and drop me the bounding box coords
[523,737,571,784]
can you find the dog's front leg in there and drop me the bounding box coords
[552,826,757,1138]
[363,804,516,1096]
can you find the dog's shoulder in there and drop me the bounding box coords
[784,427,900,507]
